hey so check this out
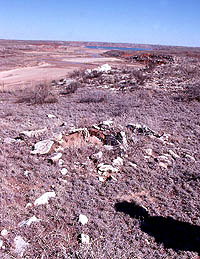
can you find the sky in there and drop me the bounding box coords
[0,0,200,47]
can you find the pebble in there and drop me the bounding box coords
[60,168,68,175]
[145,148,153,156]
[34,192,56,206]
[112,157,123,168]
[159,162,168,169]
[31,139,54,155]
[80,234,90,244]
[79,214,88,225]
[47,114,56,118]
[58,159,64,167]
[1,229,8,237]
[185,154,195,162]
[169,150,180,159]
[49,152,62,162]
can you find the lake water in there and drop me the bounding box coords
[85,45,148,51]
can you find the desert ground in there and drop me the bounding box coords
[0,40,200,258]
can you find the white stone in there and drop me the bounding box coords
[49,152,62,162]
[110,175,117,181]
[80,234,90,244]
[47,114,56,118]
[1,229,8,237]
[4,137,16,144]
[185,154,195,161]
[24,170,31,177]
[85,68,92,74]
[14,236,29,256]
[145,148,153,156]
[53,132,63,141]
[60,168,68,175]
[159,162,168,169]
[104,145,113,151]
[94,151,103,160]
[34,192,56,206]
[18,216,40,227]
[98,176,105,182]
[25,203,32,208]
[58,159,64,167]
[102,119,113,127]
[79,214,88,225]
[31,139,54,155]
[112,157,123,168]
[169,150,180,159]
[96,64,111,73]
[20,128,47,138]
[97,163,118,175]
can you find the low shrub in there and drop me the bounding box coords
[16,82,58,104]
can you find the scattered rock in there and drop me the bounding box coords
[144,148,153,156]
[58,159,64,167]
[79,214,88,225]
[127,123,161,138]
[112,157,123,168]
[185,154,196,162]
[97,163,118,181]
[96,64,111,73]
[86,64,111,74]
[79,234,90,244]
[90,151,103,162]
[31,139,54,155]
[14,235,29,256]
[19,127,47,138]
[47,114,56,118]
[104,145,114,150]
[1,229,8,237]
[18,216,41,227]
[53,132,63,142]
[159,162,168,169]
[101,119,113,128]
[25,203,33,208]
[97,163,118,175]
[60,168,68,175]
[34,191,56,206]
[49,152,62,163]
[98,176,105,182]
[157,154,173,166]
[4,137,16,144]
[169,149,180,159]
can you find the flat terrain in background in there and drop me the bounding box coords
[0,40,125,89]
[0,40,200,258]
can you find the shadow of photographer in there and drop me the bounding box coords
[115,201,200,255]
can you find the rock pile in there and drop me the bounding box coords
[52,55,200,93]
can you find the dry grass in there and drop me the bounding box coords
[16,82,58,104]
[78,91,107,104]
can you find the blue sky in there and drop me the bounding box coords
[0,0,199,47]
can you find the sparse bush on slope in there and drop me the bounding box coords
[16,82,58,105]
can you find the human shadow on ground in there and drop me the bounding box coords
[115,201,200,254]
